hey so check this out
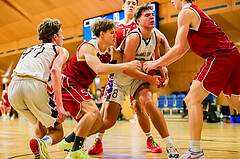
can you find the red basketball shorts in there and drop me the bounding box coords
[62,75,92,122]
[194,49,240,96]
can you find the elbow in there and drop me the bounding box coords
[95,67,104,75]
[51,67,59,75]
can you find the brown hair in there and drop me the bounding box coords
[134,3,153,25]
[123,0,138,5]
[91,19,117,37]
[37,18,62,43]
[186,0,195,2]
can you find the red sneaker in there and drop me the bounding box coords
[88,138,103,154]
[146,136,162,153]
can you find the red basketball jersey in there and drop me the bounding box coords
[115,19,137,47]
[62,39,113,88]
[186,4,236,58]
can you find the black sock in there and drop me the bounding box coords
[65,132,76,143]
[71,136,85,151]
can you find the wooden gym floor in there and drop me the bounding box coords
[0,118,240,159]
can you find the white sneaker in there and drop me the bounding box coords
[179,148,205,159]
[166,145,180,158]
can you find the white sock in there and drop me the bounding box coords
[42,136,53,149]
[190,140,201,152]
[145,132,152,139]
[163,136,174,148]
[96,133,104,141]
[7,113,10,117]
[133,114,137,120]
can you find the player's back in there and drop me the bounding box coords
[12,43,58,82]
[186,4,236,58]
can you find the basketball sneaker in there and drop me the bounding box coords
[57,138,74,151]
[179,148,205,159]
[66,149,96,159]
[29,138,50,159]
[146,136,162,153]
[166,145,180,158]
[88,138,103,154]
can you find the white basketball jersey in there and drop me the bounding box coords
[114,28,157,85]
[12,43,58,82]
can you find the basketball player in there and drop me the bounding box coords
[1,84,11,120]
[8,18,69,159]
[143,0,240,158]
[92,4,180,159]
[57,19,141,159]
[89,0,163,154]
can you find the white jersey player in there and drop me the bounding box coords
[8,18,69,159]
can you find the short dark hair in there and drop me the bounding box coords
[186,0,195,2]
[38,18,62,43]
[134,3,153,25]
[91,19,117,37]
[123,0,138,5]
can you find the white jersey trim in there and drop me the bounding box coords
[183,3,201,31]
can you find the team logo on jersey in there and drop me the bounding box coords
[97,48,111,63]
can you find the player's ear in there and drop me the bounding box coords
[100,31,104,38]
[53,34,58,40]
[136,19,140,25]
[122,4,125,10]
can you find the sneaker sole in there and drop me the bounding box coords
[29,138,49,159]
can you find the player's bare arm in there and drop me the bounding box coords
[51,46,69,123]
[81,44,141,75]
[143,9,192,72]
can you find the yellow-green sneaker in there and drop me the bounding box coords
[57,138,73,151]
[29,138,50,159]
[65,149,96,159]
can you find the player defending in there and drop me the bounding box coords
[57,19,141,159]
[8,18,69,159]
[89,0,163,154]
[143,0,240,158]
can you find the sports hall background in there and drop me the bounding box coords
[0,0,239,119]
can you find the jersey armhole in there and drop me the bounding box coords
[52,44,58,55]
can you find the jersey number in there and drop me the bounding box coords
[112,89,118,98]
[122,28,130,37]
[22,44,45,59]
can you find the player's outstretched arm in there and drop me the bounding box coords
[51,47,69,123]
[143,9,192,73]
[82,44,141,75]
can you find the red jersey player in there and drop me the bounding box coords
[143,0,240,158]
[57,19,141,159]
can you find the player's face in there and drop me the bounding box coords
[103,28,116,46]
[138,10,155,28]
[171,0,182,10]
[55,29,64,47]
[122,0,138,17]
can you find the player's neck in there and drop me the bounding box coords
[124,16,134,24]
[97,39,108,52]
[139,27,152,40]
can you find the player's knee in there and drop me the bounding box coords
[88,107,100,119]
[185,96,202,108]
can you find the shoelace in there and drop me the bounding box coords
[91,139,100,146]
[149,138,157,147]
[168,146,178,154]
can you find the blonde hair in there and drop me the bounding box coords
[91,19,117,37]
[37,18,62,42]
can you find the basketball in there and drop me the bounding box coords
[147,69,165,88]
